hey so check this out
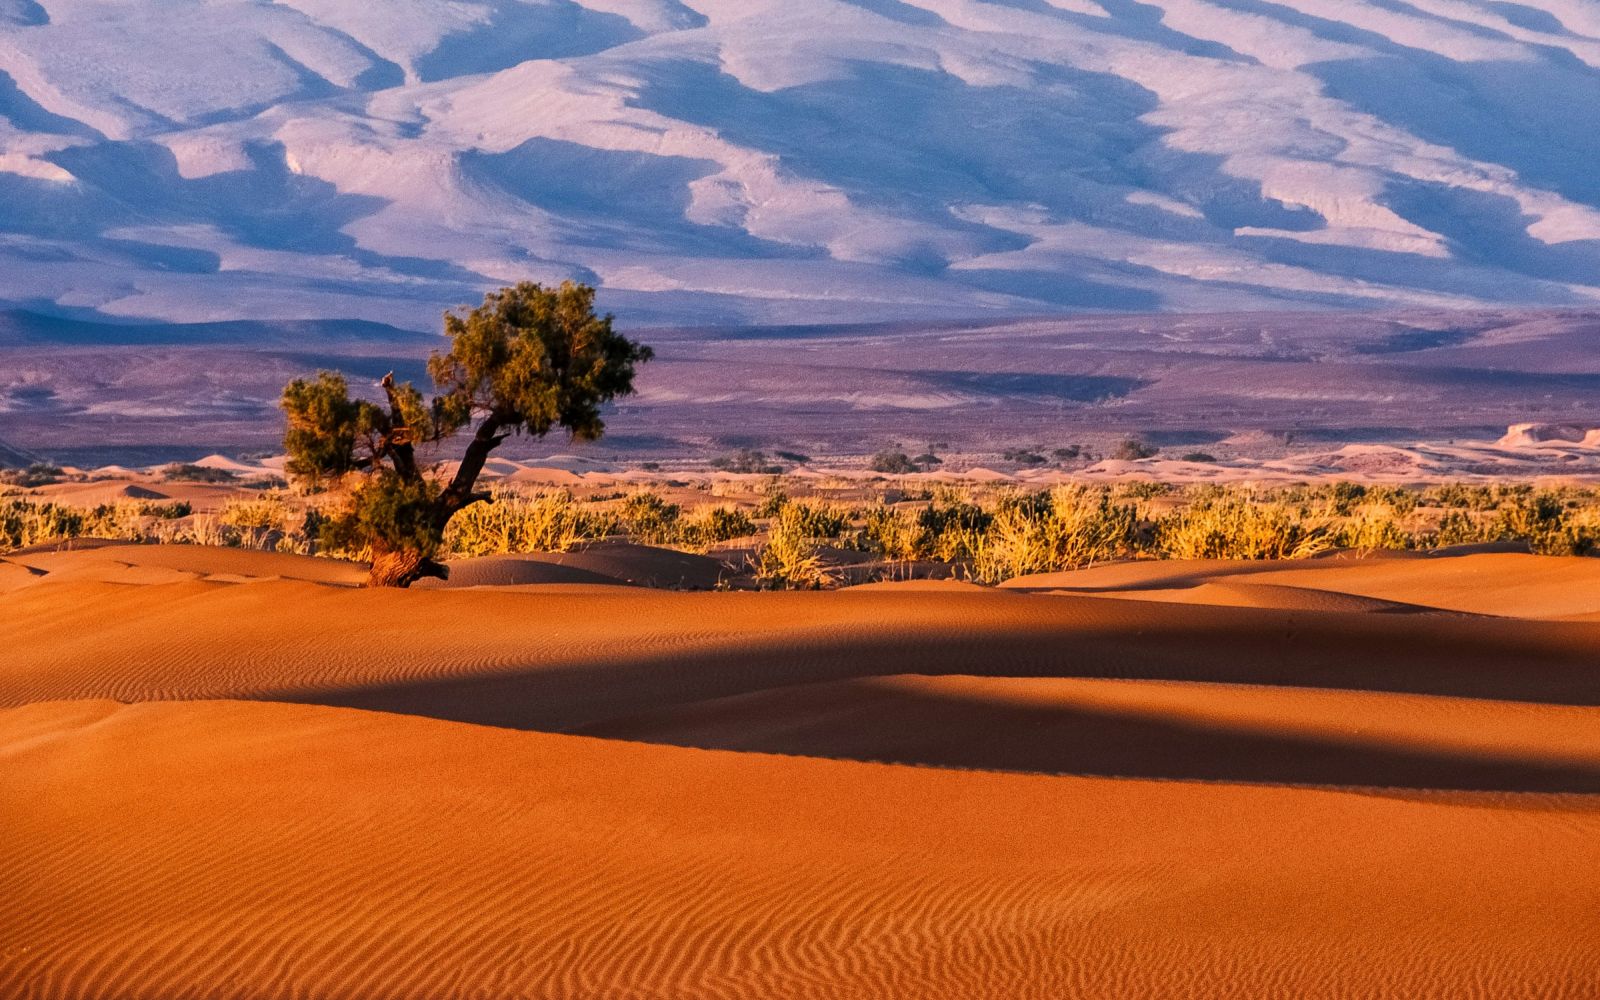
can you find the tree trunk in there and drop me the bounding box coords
[366,542,449,588]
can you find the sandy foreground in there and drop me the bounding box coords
[4,545,1600,998]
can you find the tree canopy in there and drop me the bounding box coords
[282,281,652,586]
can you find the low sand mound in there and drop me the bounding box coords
[579,675,1600,791]
[418,554,636,588]
[455,540,734,590]
[1246,552,1600,618]
[29,480,172,504]
[3,558,1599,728]
[1002,558,1298,593]
[1006,552,1600,618]
[6,699,1600,999]
[1081,581,1439,614]
[7,543,367,585]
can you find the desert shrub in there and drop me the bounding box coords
[1180,452,1218,463]
[754,503,835,589]
[1493,490,1598,555]
[1158,494,1334,560]
[443,489,601,556]
[969,486,1136,583]
[1423,483,1494,511]
[677,504,756,549]
[1363,485,1418,517]
[869,450,918,474]
[774,450,810,464]
[1116,481,1171,501]
[710,449,784,474]
[1112,438,1158,461]
[754,482,789,518]
[1322,481,1367,515]
[1,499,81,549]
[162,463,238,483]
[1002,449,1047,465]
[0,463,64,487]
[1052,446,1082,461]
[911,452,942,468]
[1428,510,1490,548]
[617,490,681,544]
[0,497,198,550]
[1335,505,1413,553]
[214,493,291,548]
[918,489,992,562]
[859,505,924,561]
[786,501,851,539]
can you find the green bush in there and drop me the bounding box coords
[754,504,835,589]
[617,490,681,544]
[1158,495,1333,560]
[869,450,918,474]
[970,486,1136,583]
[0,463,65,488]
[678,505,756,549]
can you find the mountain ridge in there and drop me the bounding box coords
[1,0,1598,329]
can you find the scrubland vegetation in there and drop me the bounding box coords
[8,477,1600,588]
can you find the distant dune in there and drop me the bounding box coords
[5,544,1600,996]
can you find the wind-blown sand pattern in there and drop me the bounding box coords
[5,545,1600,997]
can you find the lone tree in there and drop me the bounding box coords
[281,281,652,587]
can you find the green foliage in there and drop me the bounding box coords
[281,372,386,484]
[0,463,64,487]
[429,281,653,443]
[754,504,835,589]
[1423,483,1499,511]
[162,463,238,484]
[617,490,682,545]
[785,501,851,539]
[918,490,992,562]
[1334,505,1414,553]
[1431,510,1488,548]
[280,282,651,584]
[1115,481,1172,500]
[1494,490,1598,555]
[0,498,192,550]
[711,449,784,474]
[754,482,789,518]
[1158,495,1334,560]
[859,505,923,561]
[970,486,1137,583]
[869,450,918,474]
[1002,448,1047,465]
[443,489,604,555]
[678,505,757,549]
[317,471,443,561]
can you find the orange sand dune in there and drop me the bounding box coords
[6,698,1600,999]
[1005,551,1600,617]
[4,570,1600,726]
[579,674,1600,791]
[5,545,1600,997]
